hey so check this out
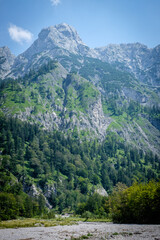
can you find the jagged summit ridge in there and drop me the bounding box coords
[95,43,160,86]
[39,23,82,41]
[0,23,160,86]
[18,22,91,60]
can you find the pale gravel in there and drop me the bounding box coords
[0,222,160,240]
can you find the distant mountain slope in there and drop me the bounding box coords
[95,43,160,86]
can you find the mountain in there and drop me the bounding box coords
[1,24,160,88]
[0,23,160,156]
[0,23,160,217]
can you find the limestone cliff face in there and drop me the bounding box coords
[23,182,52,209]
[87,96,112,138]
[111,118,160,156]
[0,46,15,79]
[60,95,112,139]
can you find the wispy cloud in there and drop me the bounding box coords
[8,24,33,44]
[50,0,61,6]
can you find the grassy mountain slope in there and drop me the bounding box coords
[0,60,110,139]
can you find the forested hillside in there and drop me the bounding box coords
[0,114,159,220]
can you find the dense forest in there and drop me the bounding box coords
[0,114,160,221]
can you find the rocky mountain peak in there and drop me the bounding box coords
[24,23,87,58]
[10,23,97,77]
[55,23,82,41]
[1,23,160,86]
[38,23,83,44]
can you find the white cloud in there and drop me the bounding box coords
[8,24,33,44]
[50,0,61,6]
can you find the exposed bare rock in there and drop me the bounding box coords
[95,43,160,86]
[0,46,15,79]
[1,24,160,87]
[9,23,97,78]
[95,185,108,196]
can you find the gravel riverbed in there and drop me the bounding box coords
[0,222,160,240]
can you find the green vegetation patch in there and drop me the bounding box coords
[109,180,160,224]
[0,218,77,229]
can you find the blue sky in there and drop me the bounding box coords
[0,0,160,56]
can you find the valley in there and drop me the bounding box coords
[0,23,160,224]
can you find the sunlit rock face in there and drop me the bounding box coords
[1,23,160,87]
[95,43,160,86]
[0,46,15,79]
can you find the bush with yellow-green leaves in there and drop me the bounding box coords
[109,181,160,223]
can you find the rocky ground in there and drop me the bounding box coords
[0,222,160,240]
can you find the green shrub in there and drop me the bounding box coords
[109,180,160,223]
[0,192,17,220]
[43,209,55,219]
